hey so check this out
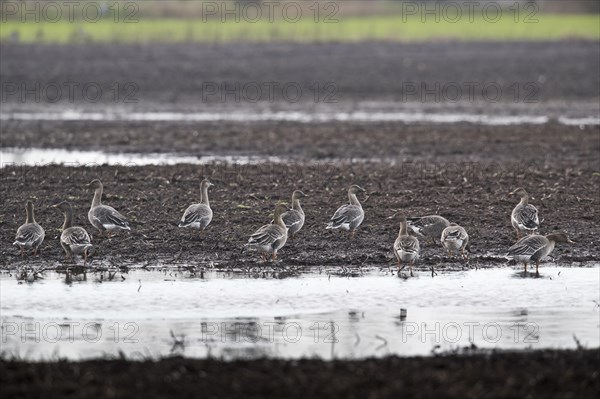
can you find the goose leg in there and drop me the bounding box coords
[409,262,414,277]
[351,230,356,240]
[84,249,89,266]
[535,261,540,277]
[523,262,528,276]
[461,248,467,260]
[272,251,277,262]
[19,246,24,258]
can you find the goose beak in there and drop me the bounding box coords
[568,239,575,244]
[387,211,399,219]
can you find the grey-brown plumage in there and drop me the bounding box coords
[13,200,45,257]
[393,214,420,276]
[407,215,450,244]
[246,204,289,262]
[53,201,93,265]
[281,190,307,239]
[507,232,573,276]
[326,185,366,239]
[509,187,540,239]
[179,179,214,237]
[88,179,130,236]
[441,223,469,259]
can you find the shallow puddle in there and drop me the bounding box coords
[0,147,288,167]
[1,266,598,361]
[2,110,599,126]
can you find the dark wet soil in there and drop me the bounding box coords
[1,41,599,269]
[1,350,598,398]
[1,119,599,162]
[1,122,598,270]
[1,41,599,107]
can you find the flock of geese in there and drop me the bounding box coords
[13,179,574,276]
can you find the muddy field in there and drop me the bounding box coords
[1,121,598,269]
[1,38,599,396]
[1,41,599,268]
[2,350,598,398]
[1,41,599,108]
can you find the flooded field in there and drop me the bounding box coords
[2,109,598,126]
[2,267,598,360]
[2,25,599,399]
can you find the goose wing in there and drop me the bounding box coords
[442,225,468,241]
[62,227,92,246]
[508,235,547,257]
[92,205,130,230]
[248,224,286,247]
[14,225,43,245]
[513,204,539,230]
[395,236,420,254]
[329,204,362,226]
[180,204,212,227]
[281,209,303,229]
[408,215,449,236]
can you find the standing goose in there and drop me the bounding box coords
[441,223,469,260]
[88,179,130,236]
[507,232,574,276]
[13,200,45,257]
[53,201,93,265]
[393,214,420,276]
[509,187,539,239]
[326,185,366,239]
[246,204,289,262]
[280,190,307,239]
[179,179,214,237]
[407,215,450,244]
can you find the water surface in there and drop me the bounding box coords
[2,267,598,360]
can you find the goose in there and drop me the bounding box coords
[393,213,420,276]
[507,232,573,276]
[280,190,307,239]
[13,200,45,257]
[88,179,130,236]
[509,187,540,239]
[441,223,469,260]
[53,201,93,265]
[246,204,289,262]
[407,215,450,244]
[326,185,366,239]
[179,179,214,237]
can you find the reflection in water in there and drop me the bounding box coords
[1,110,599,126]
[1,267,598,360]
[0,147,287,168]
